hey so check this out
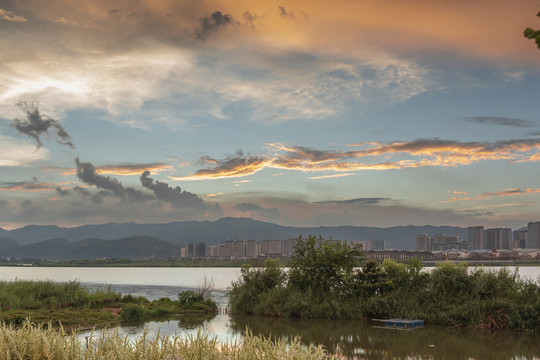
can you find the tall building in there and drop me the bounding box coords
[370,239,385,250]
[245,240,260,258]
[261,240,282,256]
[468,226,485,250]
[527,222,540,249]
[233,240,246,258]
[195,242,207,257]
[513,230,528,249]
[416,234,430,250]
[486,228,511,249]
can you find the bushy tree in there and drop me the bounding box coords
[288,235,365,297]
[524,11,540,49]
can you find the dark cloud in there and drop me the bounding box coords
[233,202,280,222]
[181,151,268,179]
[73,186,106,204]
[11,102,74,149]
[75,158,152,202]
[55,187,70,196]
[464,116,534,128]
[196,11,235,40]
[140,171,206,210]
[278,6,295,19]
[316,198,390,206]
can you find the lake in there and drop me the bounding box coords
[1,266,540,359]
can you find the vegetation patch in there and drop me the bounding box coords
[0,279,216,329]
[229,235,540,331]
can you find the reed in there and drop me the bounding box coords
[0,320,333,360]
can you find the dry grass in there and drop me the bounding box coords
[0,320,334,359]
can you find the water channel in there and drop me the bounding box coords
[1,266,540,359]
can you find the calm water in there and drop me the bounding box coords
[2,266,540,359]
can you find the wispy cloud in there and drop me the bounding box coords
[170,152,270,180]
[0,9,27,22]
[42,163,172,176]
[0,135,49,167]
[316,197,390,206]
[174,138,540,181]
[0,180,67,192]
[464,116,534,128]
[308,173,356,180]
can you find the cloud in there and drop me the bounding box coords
[11,102,74,149]
[96,163,172,176]
[233,202,280,222]
[196,11,236,40]
[278,6,295,19]
[0,9,27,22]
[172,138,540,181]
[464,116,534,128]
[308,173,355,180]
[0,135,49,166]
[140,171,206,210]
[75,157,152,202]
[170,152,270,180]
[316,198,390,206]
[0,180,65,192]
[479,188,540,199]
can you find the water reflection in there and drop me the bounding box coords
[230,314,540,359]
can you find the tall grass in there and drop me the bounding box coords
[0,320,332,359]
[0,280,119,309]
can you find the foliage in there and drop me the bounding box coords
[524,11,540,49]
[119,304,146,322]
[178,290,217,312]
[229,259,287,315]
[230,238,540,331]
[288,235,364,296]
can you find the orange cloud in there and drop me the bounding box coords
[173,138,540,180]
[170,155,270,180]
[42,163,172,176]
[0,181,69,192]
[308,173,355,180]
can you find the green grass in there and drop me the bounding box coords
[0,320,332,359]
[0,280,215,329]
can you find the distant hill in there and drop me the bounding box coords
[0,236,180,261]
[0,217,468,250]
[0,237,19,251]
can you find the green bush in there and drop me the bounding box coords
[119,304,146,322]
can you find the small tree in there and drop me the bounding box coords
[288,235,365,297]
[524,11,540,49]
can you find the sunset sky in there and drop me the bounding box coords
[1,0,540,230]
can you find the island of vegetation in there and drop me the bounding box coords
[229,235,540,331]
[0,279,217,329]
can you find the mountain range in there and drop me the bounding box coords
[0,217,468,260]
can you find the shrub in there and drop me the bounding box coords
[119,304,146,322]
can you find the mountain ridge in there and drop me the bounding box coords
[0,217,468,249]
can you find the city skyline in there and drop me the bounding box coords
[1,1,540,230]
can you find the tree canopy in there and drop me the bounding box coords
[524,11,540,49]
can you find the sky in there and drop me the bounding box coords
[1,0,540,230]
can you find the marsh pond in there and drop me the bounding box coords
[2,266,540,359]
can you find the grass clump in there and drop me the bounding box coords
[0,319,331,359]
